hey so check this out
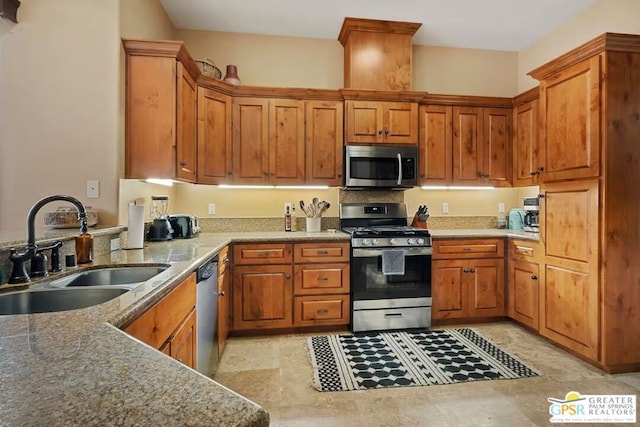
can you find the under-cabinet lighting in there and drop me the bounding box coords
[421,185,495,190]
[218,185,330,190]
[145,178,174,187]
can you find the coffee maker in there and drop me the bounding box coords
[523,196,540,233]
[147,195,173,241]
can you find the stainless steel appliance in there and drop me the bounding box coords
[340,203,432,332]
[196,256,219,376]
[523,196,540,232]
[344,145,418,189]
[168,214,200,239]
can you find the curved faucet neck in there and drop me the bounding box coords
[26,195,87,247]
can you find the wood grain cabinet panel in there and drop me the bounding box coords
[468,258,505,317]
[431,259,467,320]
[197,88,232,184]
[452,107,483,184]
[294,242,350,263]
[232,98,270,184]
[508,260,539,330]
[513,98,541,186]
[432,239,504,259]
[294,263,349,295]
[482,108,511,186]
[294,295,350,326]
[418,105,452,184]
[168,309,196,368]
[346,100,418,144]
[269,99,305,184]
[538,56,600,182]
[123,40,199,182]
[305,101,344,185]
[233,243,293,265]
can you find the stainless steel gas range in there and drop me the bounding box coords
[340,203,432,332]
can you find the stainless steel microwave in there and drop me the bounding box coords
[344,145,418,189]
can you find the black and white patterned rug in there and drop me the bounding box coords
[307,329,540,391]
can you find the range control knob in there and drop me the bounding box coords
[417,238,425,245]
[372,239,379,246]
[407,238,416,245]
[362,239,371,246]
[390,238,397,246]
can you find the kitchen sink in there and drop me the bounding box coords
[0,288,129,315]
[49,265,169,289]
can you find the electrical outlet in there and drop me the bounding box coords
[442,202,449,214]
[498,202,505,213]
[87,180,99,199]
[110,238,121,252]
[208,203,216,215]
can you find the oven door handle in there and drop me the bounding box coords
[352,247,433,258]
[397,153,403,185]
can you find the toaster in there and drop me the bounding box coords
[168,215,200,239]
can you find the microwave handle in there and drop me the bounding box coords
[397,153,403,185]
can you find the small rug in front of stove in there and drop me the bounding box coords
[306,328,540,391]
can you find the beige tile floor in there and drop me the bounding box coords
[214,322,640,426]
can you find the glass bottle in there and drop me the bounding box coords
[75,221,94,264]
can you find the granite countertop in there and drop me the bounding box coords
[430,228,540,241]
[0,231,348,426]
[0,225,127,249]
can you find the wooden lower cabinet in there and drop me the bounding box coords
[217,245,231,358]
[233,264,293,330]
[432,239,505,322]
[231,241,350,332]
[507,260,539,329]
[123,273,197,369]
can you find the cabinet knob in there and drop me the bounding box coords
[531,275,538,281]
[285,274,291,280]
[378,130,383,135]
[318,277,329,281]
[179,161,187,167]
[384,128,389,135]
[538,194,545,199]
[220,291,225,296]
[537,166,544,172]
[177,358,184,364]
[317,309,329,315]
[469,268,476,273]
[463,268,469,273]
[227,171,233,176]
[530,171,538,176]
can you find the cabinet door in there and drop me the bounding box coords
[482,108,511,186]
[269,99,305,184]
[452,107,483,184]
[197,88,232,184]
[305,100,344,185]
[513,99,540,186]
[418,105,452,184]
[170,309,196,369]
[217,269,230,358]
[508,259,539,329]
[539,55,601,182]
[294,263,350,295]
[468,258,505,317]
[432,260,467,320]
[232,98,269,184]
[345,101,383,143]
[540,180,599,360]
[382,102,418,144]
[233,265,293,330]
[176,63,197,182]
[293,295,350,326]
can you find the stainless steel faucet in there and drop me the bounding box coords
[9,195,87,284]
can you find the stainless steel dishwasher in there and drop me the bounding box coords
[196,255,218,376]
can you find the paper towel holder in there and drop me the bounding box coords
[124,202,146,250]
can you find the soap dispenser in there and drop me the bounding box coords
[75,220,94,264]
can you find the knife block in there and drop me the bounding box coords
[411,214,428,229]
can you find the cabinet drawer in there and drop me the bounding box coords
[294,242,350,263]
[124,273,196,349]
[294,263,350,295]
[432,238,504,259]
[218,245,230,275]
[233,243,293,265]
[508,239,540,263]
[294,295,350,326]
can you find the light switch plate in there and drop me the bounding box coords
[442,202,449,214]
[208,203,216,215]
[110,238,121,251]
[87,180,99,199]
[498,202,505,213]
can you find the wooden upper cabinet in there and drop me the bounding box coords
[176,64,197,181]
[123,40,199,182]
[232,97,305,184]
[345,100,418,144]
[232,97,269,184]
[482,108,511,186]
[513,98,540,186]
[419,105,452,184]
[452,107,483,183]
[539,55,601,182]
[305,101,344,185]
[197,87,232,184]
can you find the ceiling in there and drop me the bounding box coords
[159,0,597,51]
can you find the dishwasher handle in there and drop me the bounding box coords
[197,257,218,282]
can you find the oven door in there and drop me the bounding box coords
[351,247,432,302]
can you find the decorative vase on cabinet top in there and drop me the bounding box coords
[223,65,241,85]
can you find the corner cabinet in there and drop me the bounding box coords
[123,273,197,369]
[431,239,505,321]
[123,39,199,182]
[345,100,418,144]
[197,88,232,184]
